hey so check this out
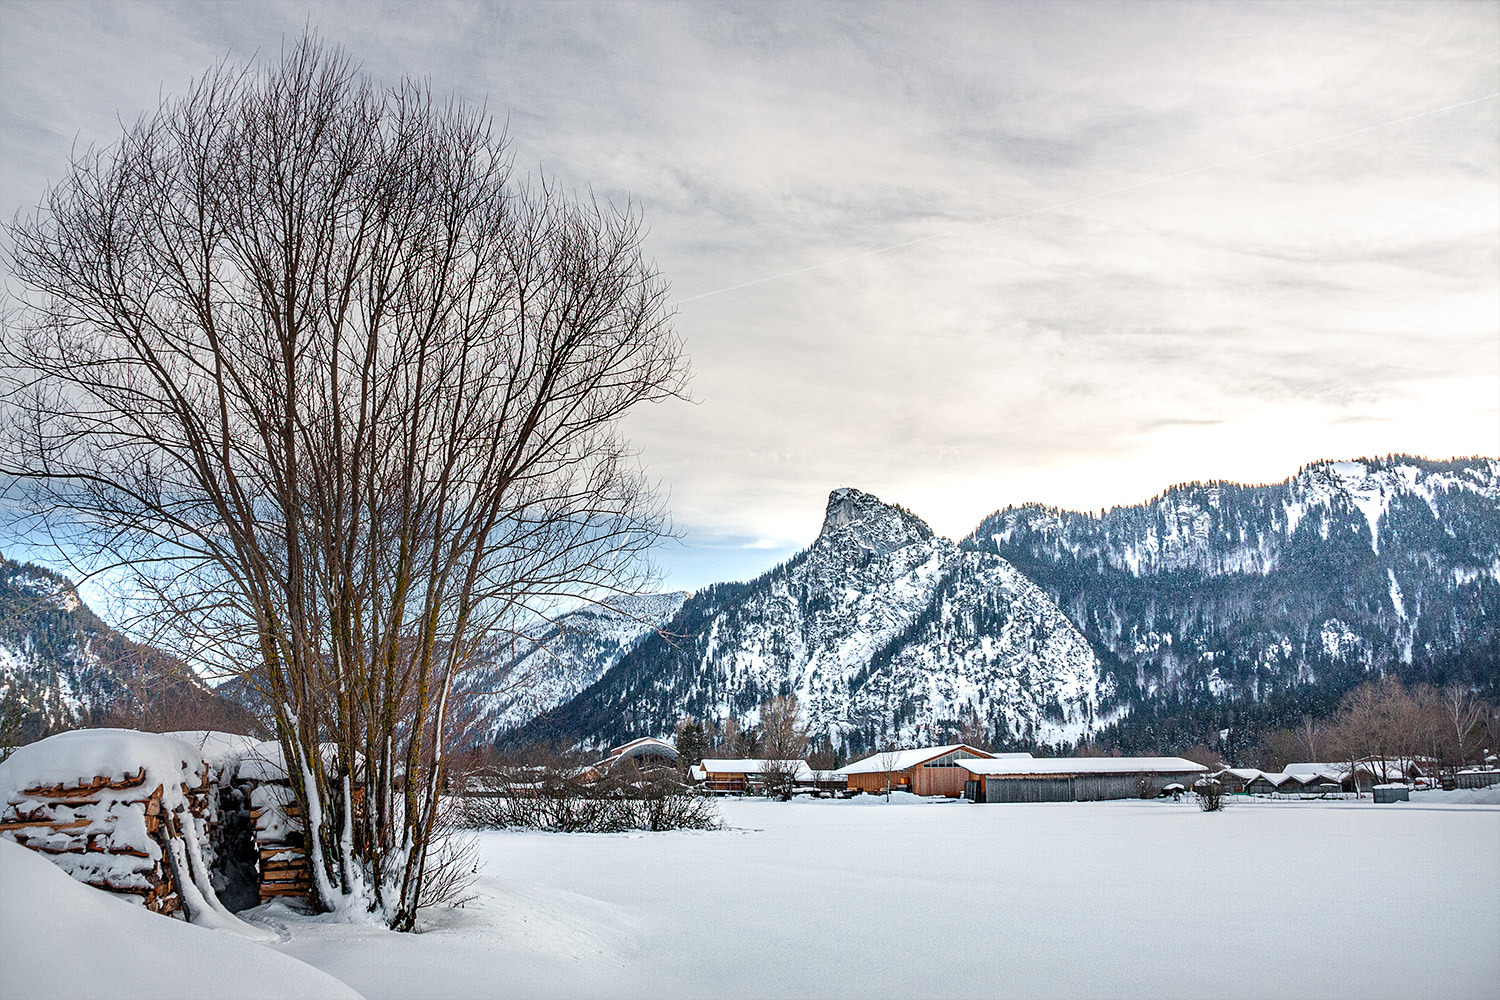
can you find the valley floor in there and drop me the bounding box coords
[250,791,1498,1000]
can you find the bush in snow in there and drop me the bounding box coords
[1197,777,1225,812]
[461,760,720,833]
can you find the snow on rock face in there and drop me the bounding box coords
[967,455,1500,710]
[516,489,1110,752]
[0,555,252,735]
[469,592,689,740]
[818,487,935,555]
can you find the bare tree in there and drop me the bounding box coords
[876,747,903,801]
[759,695,809,761]
[1440,684,1486,772]
[955,705,992,751]
[1197,777,1225,812]
[756,695,809,800]
[0,38,685,929]
[1295,715,1323,763]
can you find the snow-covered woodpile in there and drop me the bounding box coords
[251,783,311,902]
[0,727,326,920]
[0,730,227,918]
[237,741,316,904]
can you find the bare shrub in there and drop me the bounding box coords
[460,759,719,833]
[418,827,480,912]
[1197,778,1225,812]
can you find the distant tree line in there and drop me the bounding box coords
[1248,676,1497,775]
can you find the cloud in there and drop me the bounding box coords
[1,0,1496,586]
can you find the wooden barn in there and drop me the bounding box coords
[959,756,1207,802]
[840,745,1001,797]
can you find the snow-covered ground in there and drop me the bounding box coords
[245,792,1498,1000]
[0,839,361,1000]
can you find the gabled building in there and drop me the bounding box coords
[1213,767,1263,794]
[840,745,1002,797]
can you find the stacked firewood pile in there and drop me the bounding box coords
[249,780,312,902]
[0,756,216,916]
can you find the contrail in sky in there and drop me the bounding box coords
[674,92,1500,306]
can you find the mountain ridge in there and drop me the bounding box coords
[508,488,1111,753]
[0,554,259,742]
[963,454,1500,755]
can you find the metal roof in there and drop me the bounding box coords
[959,756,1207,777]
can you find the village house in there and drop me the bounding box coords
[689,758,814,794]
[839,744,1001,797]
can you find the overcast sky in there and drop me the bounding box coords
[3,0,1497,592]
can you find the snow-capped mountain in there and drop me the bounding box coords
[463,592,688,740]
[511,488,1110,753]
[0,555,256,741]
[965,456,1500,708]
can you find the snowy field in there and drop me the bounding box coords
[4,791,1496,999]
[242,792,1500,1000]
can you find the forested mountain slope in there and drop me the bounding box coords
[964,456,1500,752]
[461,592,689,740]
[0,555,258,742]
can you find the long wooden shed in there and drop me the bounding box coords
[959,756,1207,803]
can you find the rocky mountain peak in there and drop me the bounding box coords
[817,487,935,554]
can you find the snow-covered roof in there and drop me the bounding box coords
[609,737,677,758]
[959,756,1207,777]
[841,745,1000,775]
[1285,762,1347,776]
[1217,768,1264,781]
[1255,772,1298,786]
[1287,760,1418,780]
[698,758,814,780]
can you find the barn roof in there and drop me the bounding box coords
[698,758,814,780]
[959,756,1207,777]
[841,744,1001,775]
